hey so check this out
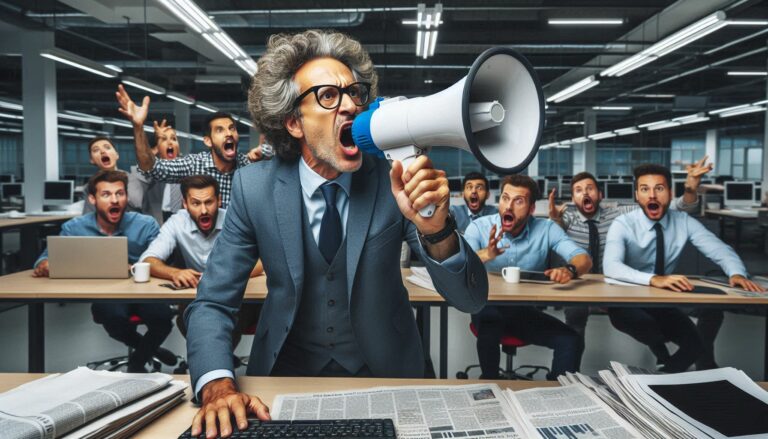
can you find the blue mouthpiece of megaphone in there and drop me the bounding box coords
[351,97,384,157]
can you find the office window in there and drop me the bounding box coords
[718,135,763,180]
[670,137,705,171]
[596,147,669,176]
[538,148,572,176]
[0,134,22,176]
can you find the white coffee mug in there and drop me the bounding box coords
[131,262,151,283]
[501,266,521,283]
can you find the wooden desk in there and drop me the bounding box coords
[705,208,768,248]
[0,374,558,438]
[0,214,76,273]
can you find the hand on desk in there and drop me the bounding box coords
[544,267,573,284]
[193,377,270,438]
[172,268,202,288]
[730,275,766,293]
[651,275,694,292]
[33,260,49,277]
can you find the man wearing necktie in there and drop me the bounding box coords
[603,164,763,373]
[548,166,705,342]
[184,30,488,438]
[451,172,498,233]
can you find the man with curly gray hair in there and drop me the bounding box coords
[185,29,487,438]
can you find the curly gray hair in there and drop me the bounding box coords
[248,29,378,161]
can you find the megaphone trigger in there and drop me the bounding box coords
[385,145,436,218]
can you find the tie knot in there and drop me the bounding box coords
[654,222,663,232]
[320,183,337,206]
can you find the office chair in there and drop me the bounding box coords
[456,323,550,380]
[87,314,182,372]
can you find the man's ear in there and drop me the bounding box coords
[203,136,213,148]
[285,115,304,140]
[88,194,96,206]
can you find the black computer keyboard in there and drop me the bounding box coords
[178,418,397,438]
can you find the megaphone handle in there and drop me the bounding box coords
[385,145,435,218]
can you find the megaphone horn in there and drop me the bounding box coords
[352,47,545,217]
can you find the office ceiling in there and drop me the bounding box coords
[0,0,767,141]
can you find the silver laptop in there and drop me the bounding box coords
[48,236,129,279]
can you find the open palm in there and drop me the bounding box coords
[115,84,149,126]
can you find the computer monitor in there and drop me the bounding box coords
[0,175,12,183]
[561,175,573,181]
[700,178,713,185]
[715,175,734,185]
[605,183,634,202]
[756,186,763,203]
[621,175,634,183]
[671,171,687,180]
[724,181,756,208]
[536,179,545,197]
[447,178,462,192]
[44,180,74,206]
[545,175,558,181]
[1,183,22,200]
[489,179,500,190]
[673,179,687,198]
[597,175,610,180]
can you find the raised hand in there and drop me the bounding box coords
[684,155,714,191]
[548,188,567,222]
[115,84,150,127]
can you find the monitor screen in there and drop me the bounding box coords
[725,182,753,201]
[674,180,686,198]
[594,180,606,195]
[489,179,500,190]
[597,175,610,180]
[621,175,634,182]
[536,179,545,197]
[545,176,559,181]
[671,171,687,180]
[756,187,763,202]
[448,178,462,192]
[44,181,74,205]
[606,183,634,200]
[1,183,22,199]
[0,175,12,183]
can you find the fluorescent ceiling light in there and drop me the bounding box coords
[0,127,21,133]
[104,64,123,73]
[728,20,768,26]
[563,121,584,125]
[403,19,443,25]
[572,136,589,143]
[719,106,765,118]
[540,142,559,149]
[40,48,117,79]
[122,76,166,95]
[628,94,676,98]
[753,99,768,105]
[646,121,682,131]
[592,106,632,111]
[547,75,600,103]
[0,112,23,120]
[638,120,670,128]
[589,131,618,140]
[58,111,104,124]
[105,118,133,128]
[602,11,727,78]
[195,102,218,113]
[238,118,254,128]
[166,91,195,105]
[614,127,640,135]
[548,19,623,25]
[727,71,768,76]
[235,59,258,77]
[0,100,23,111]
[709,103,751,115]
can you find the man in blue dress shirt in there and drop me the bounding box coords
[464,175,592,380]
[450,171,497,233]
[604,164,763,372]
[33,170,174,372]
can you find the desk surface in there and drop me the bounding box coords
[1,269,766,305]
[0,214,76,229]
[0,374,558,438]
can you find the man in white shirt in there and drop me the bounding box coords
[139,175,262,347]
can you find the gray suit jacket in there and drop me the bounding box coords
[451,204,497,233]
[185,154,487,392]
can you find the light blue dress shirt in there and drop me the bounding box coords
[34,212,159,267]
[603,208,748,285]
[195,157,467,398]
[139,209,227,272]
[463,215,587,273]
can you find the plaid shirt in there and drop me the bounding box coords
[141,151,250,209]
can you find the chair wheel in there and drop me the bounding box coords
[456,371,468,379]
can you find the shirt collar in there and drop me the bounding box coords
[299,157,352,199]
[576,205,602,223]
[88,212,126,236]
[503,216,531,241]
[639,208,671,231]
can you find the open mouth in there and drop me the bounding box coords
[582,196,595,211]
[468,195,480,210]
[107,206,122,220]
[198,215,212,229]
[222,139,237,157]
[338,121,359,157]
[100,156,111,166]
[502,212,515,229]
[166,147,177,159]
[647,202,661,215]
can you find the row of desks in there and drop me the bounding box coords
[2,268,767,379]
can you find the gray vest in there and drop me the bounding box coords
[279,204,366,375]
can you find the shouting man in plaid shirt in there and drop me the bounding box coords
[115,84,267,208]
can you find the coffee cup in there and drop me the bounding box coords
[501,266,521,283]
[131,262,151,283]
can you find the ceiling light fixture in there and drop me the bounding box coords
[548,19,623,25]
[122,76,166,95]
[614,127,640,136]
[728,20,768,26]
[563,121,584,125]
[588,131,618,140]
[719,106,766,118]
[0,100,23,111]
[727,71,768,76]
[709,103,751,115]
[547,75,600,103]
[40,48,117,79]
[166,91,195,105]
[602,11,728,78]
[412,3,442,59]
[195,102,218,113]
[592,106,632,111]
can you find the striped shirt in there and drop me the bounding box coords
[559,197,698,274]
[140,151,250,209]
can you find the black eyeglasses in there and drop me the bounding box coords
[293,82,372,110]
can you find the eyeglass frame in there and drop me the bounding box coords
[292,82,372,110]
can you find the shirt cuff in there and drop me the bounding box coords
[419,231,466,273]
[194,369,235,402]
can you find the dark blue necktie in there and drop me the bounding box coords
[318,183,342,263]
[654,223,665,276]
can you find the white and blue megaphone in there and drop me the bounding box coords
[352,47,544,217]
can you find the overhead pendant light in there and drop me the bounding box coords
[547,75,600,103]
[40,48,117,79]
[548,19,623,25]
[195,101,218,113]
[166,91,195,105]
[122,76,166,95]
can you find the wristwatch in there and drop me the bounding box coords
[419,213,457,245]
[564,263,578,278]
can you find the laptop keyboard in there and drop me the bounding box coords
[178,418,397,439]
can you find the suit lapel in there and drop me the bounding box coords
[346,155,378,300]
[274,159,304,300]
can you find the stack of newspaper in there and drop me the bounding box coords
[559,361,768,438]
[0,367,187,439]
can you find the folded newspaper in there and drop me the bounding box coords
[0,367,187,439]
[406,266,436,292]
